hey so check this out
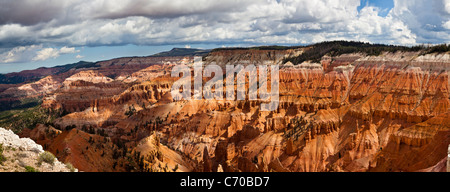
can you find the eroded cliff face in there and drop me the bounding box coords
[2,75,63,98]
[0,56,190,102]
[203,49,304,67]
[19,49,450,172]
[0,128,77,172]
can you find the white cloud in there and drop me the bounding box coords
[282,0,360,23]
[0,0,448,54]
[390,0,450,43]
[444,21,450,30]
[75,54,84,59]
[0,45,41,63]
[32,48,60,61]
[60,46,78,54]
[446,0,450,13]
[32,46,79,61]
[0,45,80,63]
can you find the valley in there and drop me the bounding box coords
[1,42,449,172]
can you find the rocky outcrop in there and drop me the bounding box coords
[369,112,450,172]
[12,47,448,172]
[46,129,120,172]
[118,64,175,83]
[134,133,194,172]
[0,75,63,98]
[0,128,43,152]
[268,158,290,172]
[447,144,450,172]
[0,128,77,172]
[43,80,126,113]
[202,147,212,172]
[19,124,62,149]
[204,48,304,67]
[62,70,113,86]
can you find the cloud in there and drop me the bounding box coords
[0,45,79,63]
[0,0,259,26]
[75,55,84,59]
[282,0,360,23]
[0,0,448,56]
[32,46,79,61]
[59,46,78,54]
[32,48,60,61]
[342,6,417,45]
[444,20,450,30]
[390,0,450,44]
[77,0,260,20]
[0,45,41,63]
[0,0,66,25]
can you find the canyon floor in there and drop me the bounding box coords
[0,42,449,172]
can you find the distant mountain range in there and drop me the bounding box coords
[150,48,211,57]
[1,42,448,85]
[0,48,211,84]
[0,41,449,172]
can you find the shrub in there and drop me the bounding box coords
[282,40,432,65]
[125,105,136,117]
[426,44,450,54]
[25,166,39,172]
[0,144,6,165]
[65,163,76,172]
[0,104,62,133]
[38,151,55,166]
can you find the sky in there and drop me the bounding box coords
[0,0,449,74]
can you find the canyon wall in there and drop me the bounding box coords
[10,48,449,172]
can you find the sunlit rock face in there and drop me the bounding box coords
[5,47,449,172]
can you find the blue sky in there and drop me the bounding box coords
[0,43,230,73]
[0,44,209,74]
[358,0,394,16]
[0,0,448,74]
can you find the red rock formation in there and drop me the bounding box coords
[202,146,212,172]
[19,124,62,149]
[17,49,449,172]
[134,133,194,172]
[1,75,63,98]
[46,129,120,172]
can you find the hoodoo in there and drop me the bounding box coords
[1,41,449,172]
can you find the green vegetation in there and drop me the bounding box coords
[38,151,56,166]
[81,125,96,134]
[173,164,179,172]
[96,128,107,137]
[0,74,43,85]
[125,105,136,117]
[0,103,61,133]
[0,61,97,85]
[0,144,7,165]
[25,166,39,172]
[212,45,299,52]
[422,44,450,55]
[284,116,310,141]
[283,41,426,64]
[150,48,210,57]
[209,41,449,65]
[65,163,76,172]
[0,97,42,112]
[64,124,76,131]
[54,61,98,75]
